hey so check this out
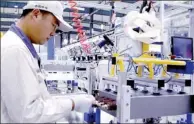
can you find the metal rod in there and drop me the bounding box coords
[102,76,118,82]
[81,9,101,21]
[163,1,194,9]
[62,28,116,48]
[119,46,133,54]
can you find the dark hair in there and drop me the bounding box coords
[20,9,50,18]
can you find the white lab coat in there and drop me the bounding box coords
[1,30,73,123]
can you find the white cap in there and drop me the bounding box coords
[23,1,73,32]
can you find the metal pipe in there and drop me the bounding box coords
[62,28,116,48]
[102,76,118,82]
[163,1,194,9]
[189,1,194,94]
[160,1,164,43]
[110,1,115,29]
[89,8,94,37]
[81,9,101,21]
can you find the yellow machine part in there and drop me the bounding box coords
[142,43,149,52]
[110,53,125,77]
[110,65,116,76]
[133,58,186,66]
[110,43,184,79]
[0,32,4,38]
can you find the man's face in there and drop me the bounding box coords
[30,9,59,45]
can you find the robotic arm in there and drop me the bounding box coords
[124,0,162,44]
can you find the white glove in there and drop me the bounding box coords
[71,94,95,113]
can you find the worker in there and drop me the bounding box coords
[1,1,95,123]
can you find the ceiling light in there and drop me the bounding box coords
[100,24,104,30]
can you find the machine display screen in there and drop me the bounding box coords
[171,36,193,60]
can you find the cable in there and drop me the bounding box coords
[140,0,147,13]
[119,46,132,55]
[150,0,156,12]
[136,52,151,57]
[68,0,90,53]
[161,65,172,83]
[128,58,133,71]
[154,64,163,75]
[119,53,137,74]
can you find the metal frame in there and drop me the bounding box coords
[120,85,132,123]
[87,65,96,95]
[120,73,193,123]
[130,94,193,119]
[116,72,127,122]
[99,72,194,123]
[188,1,194,96]
[168,79,191,87]
[74,61,97,95]
[101,76,166,91]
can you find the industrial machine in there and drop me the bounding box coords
[43,0,194,123]
[71,34,194,123]
[69,6,194,122]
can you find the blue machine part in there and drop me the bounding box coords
[84,107,101,124]
[95,108,101,124]
[46,80,58,93]
[71,80,75,84]
[176,114,193,124]
[84,112,94,123]
[46,80,57,87]
[67,80,72,93]
[67,80,71,85]
[72,81,78,93]
[167,61,194,74]
[186,113,192,124]
[98,40,106,48]
[46,80,52,85]
[72,80,76,86]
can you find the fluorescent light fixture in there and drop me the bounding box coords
[100,24,104,30]
[172,1,186,3]
[14,5,18,8]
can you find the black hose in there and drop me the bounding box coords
[140,0,147,13]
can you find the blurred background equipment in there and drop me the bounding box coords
[1,0,194,123]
